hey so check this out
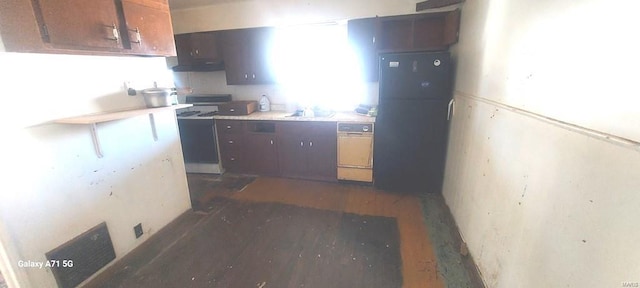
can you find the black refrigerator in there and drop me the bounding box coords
[373,52,452,194]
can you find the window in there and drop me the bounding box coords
[270,22,366,111]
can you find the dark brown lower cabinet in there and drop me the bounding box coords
[215,120,336,181]
[216,120,245,173]
[244,133,279,176]
[277,122,337,181]
[306,123,338,181]
[277,132,308,179]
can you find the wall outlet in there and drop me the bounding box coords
[134,223,143,238]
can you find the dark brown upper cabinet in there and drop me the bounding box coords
[348,9,460,81]
[219,27,276,85]
[348,17,379,82]
[173,31,224,71]
[0,0,176,56]
[377,10,461,52]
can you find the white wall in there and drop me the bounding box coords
[0,49,191,287]
[444,0,640,287]
[452,0,640,143]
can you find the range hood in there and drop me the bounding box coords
[172,61,225,72]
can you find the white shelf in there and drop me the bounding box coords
[54,104,192,124]
[53,104,192,158]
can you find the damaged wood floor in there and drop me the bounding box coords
[86,175,445,288]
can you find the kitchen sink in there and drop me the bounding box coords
[287,110,335,118]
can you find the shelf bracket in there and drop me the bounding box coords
[149,113,158,141]
[90,123,104,158]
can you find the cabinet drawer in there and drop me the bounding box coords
[221,153,243,172]
[338,167,373,182]
[216,120,245,134]
[217,101,257,116]
[218,134,244,151]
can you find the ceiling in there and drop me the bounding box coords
[168,0,250,10]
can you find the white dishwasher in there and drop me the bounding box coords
[337,122,374,182]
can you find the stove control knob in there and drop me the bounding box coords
[362,126,369,132]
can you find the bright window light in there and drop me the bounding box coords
[269,22,366,111]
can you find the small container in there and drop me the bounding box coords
[142,88,173,108]
[302,107,315,117]
[259,95,271,112]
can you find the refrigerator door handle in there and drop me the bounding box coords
[447,99,455,120]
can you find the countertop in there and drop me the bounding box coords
[214,111,375,123]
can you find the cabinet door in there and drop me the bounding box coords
[377,10,460,53]
[220,29,251,84]
[377,16,413,52]
[244,133,279,176]
[249,27,275,84]
[277,134,307,179]
[306,123,337,181]
[220,28,275,85]
[277,122,337,181]
[120,0,176,56]
[175,32,221,66]
[175,33,195,65]
[277,122,308,179]
[34,0,122,50]
[190,31,221,64]
[348,17,379,82]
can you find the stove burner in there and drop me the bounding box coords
[177,111,201,117]
[198,111,218,117]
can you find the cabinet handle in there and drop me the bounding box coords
[230,157,235,161]
[129,27,141,45]
[226,125,232,129]
[309,141,313,147]
[270,140,274,145]
[106,23,119,43]
[228,140,234,144]
[229,108,235,112]
[300,141,304,147]
[190,51,194,56]
[244,74,248,79]
[252,74,256,79]
[372,36,376,44]
[194,49,199,55]
[447,99,455,120]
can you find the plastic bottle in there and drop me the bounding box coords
[259,94,271,112]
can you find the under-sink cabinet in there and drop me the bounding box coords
[277,122,337,181]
